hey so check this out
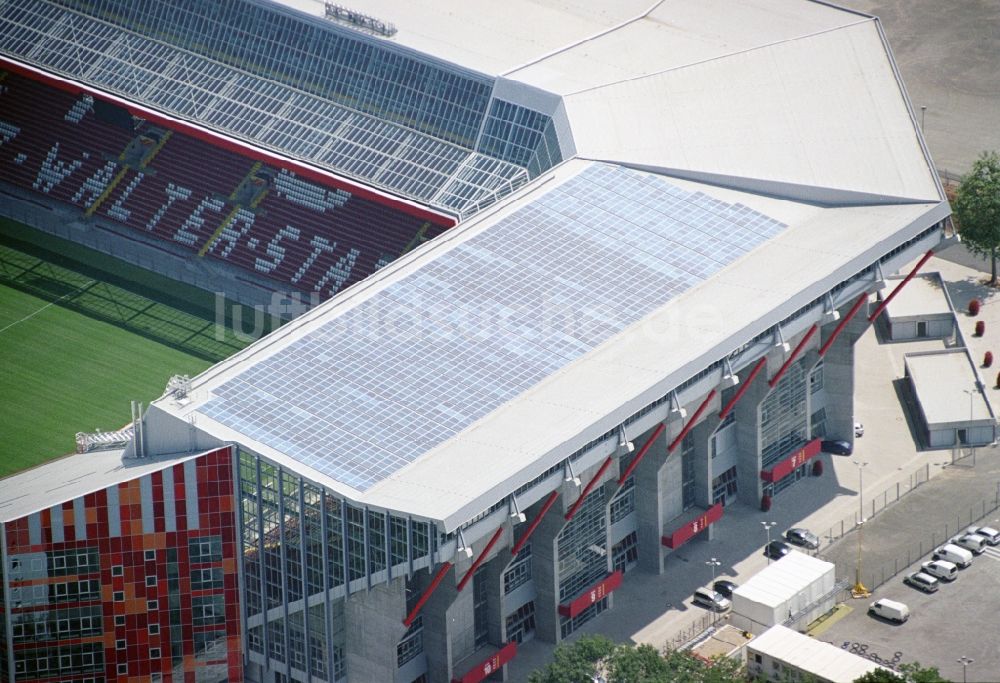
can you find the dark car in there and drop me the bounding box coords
[713,580,738,599]
[821,439,852,456]
[763,541,792,560]
[785,527,821,550]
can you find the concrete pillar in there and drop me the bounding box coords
[820,304,868,444]
[421,565,464,683]
[528,488,569,643]
[344,577,407,683]
[690,416,716,509]
[632,423,670,574]
[733,366,771,508]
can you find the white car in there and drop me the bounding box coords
[854,422,864,437]
[967,525,1000,546]
[921,559,957,582]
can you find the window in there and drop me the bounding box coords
[503,544,532,595]
[116,639,126,650]
[809,361,824,395]
[149,623,160,635]
[147,600,158,611]
[146,575,157,587]
[113,591,124,602]
[112,565,123,577]
[189,536,223,564]
[609,476,635,524]
[115,615,125,627]
[145,550,156,561]
[150,648,161,659]
[191,567,224,590]
[118,664,128,675]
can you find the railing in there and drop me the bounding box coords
[666,611,727,652]
[819,463,930,544]
[831,492,1000,594]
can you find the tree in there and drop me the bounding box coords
[527,635,616,683]
[854,662,949,683]
[954,150,1000,284]
[529,638,749,683]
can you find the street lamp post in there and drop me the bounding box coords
[761,521,776,564]
[852,462,870,598]
[957,656,974,683]
[706,557,721,584]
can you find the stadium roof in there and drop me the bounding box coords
[153,156,947,529]
[280,0,939,203]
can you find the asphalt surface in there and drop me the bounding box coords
[820,449,1000,681]
[841,0,1000,175]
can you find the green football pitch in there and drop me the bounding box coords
[0,224,257,477]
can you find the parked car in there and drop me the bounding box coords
[821,439,852,456]
[950,533,987,555]
[763,541,792,560]
[868,598,909,623]
[904,571,939,593]
[921,560,958,582]
[693,587,731,611]
[855,422,864,437]
[933,543,973,568]
[969,525,1000,546]
[712,580,738,599]
[785,528,820,550]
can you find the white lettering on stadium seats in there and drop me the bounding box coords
[291,235,336,284]
[274,170,351,213]
[209,209,256,259]
[0,121,20,145]
[173,196,224,246]
[255,226,300,274]
[107,172,144,223]
[71,160,118,207]
[316,248,360,296]
[32,143,83,193]
[146,183,192,232]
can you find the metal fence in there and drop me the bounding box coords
[667,611,726,651]
[819,463,931,544]
[832,493,1000,594]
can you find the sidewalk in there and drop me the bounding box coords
[508,247,997,681]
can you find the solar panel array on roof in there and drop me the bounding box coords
[200,163,787,491]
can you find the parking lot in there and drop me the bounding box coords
[820,543,1000,682]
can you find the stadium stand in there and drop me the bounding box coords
[0,70,451,301]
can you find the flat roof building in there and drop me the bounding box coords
[905,350,996,448]
[746,625,889,683]
[882,272,956,341]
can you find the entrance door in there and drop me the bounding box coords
[917,321,928,337]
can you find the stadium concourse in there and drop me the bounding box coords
[0,1,952,682]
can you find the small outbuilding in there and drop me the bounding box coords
[904,349,996,448]
[880,271,955,341]
[746,625,890,683]
[730,551,836,635]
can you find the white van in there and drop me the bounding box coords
[921,559,958,582]
[869,598,909,623]
[950,533,987,555]
[933,543,973,568]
